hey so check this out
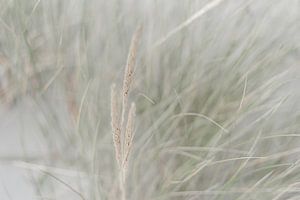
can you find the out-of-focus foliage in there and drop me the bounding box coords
[0,0,300,199]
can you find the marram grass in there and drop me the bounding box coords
[110,26,141,200]
[0,0,300,200]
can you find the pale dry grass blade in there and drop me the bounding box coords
[236,171,274,200]
[171,112,229,133]
[171,159,213,184]
[41,66,65,94]
[224,131,262,187]
[42,171,86,200]
[272,182,300,200]
[154,0,227,47]
[238,73,248,112]
[76,81,91,134]
[12,161,89,177]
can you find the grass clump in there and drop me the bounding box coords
[0,0,300,200]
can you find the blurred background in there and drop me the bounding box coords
[0,0,300,199]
